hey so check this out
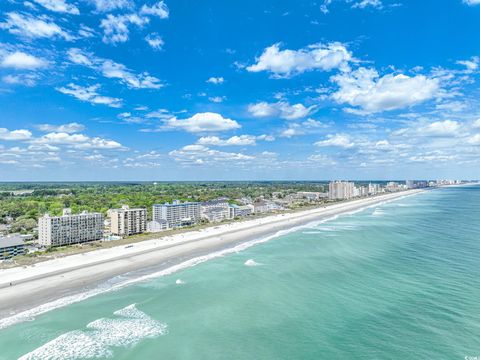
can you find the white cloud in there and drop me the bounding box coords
[2,74,39,86]
[315,134,354,148]
[67,49,163,89]
[0,51,48,70]
[31,0,79,14]
[145,33,164,50]
[308,154,337,165]
[421,120,459,137]
[0,12,72,40]
[0,128,32,141]
[78,24,95,38]
[56,83,122,108]
[247,42,352,77]
[352,0,382,9]
[206,77,224,84]
[467,134,480,145]
[164,112,241,133]
[67,48,92,66]
[464,0,480,6]
[140,1,169,18]
[456,56,479,72]
[331,67,441,113]
[36,123,85,133]
[197,135,263,146]
[100,14,149,44]
[473,119,480,128]
[89,0,133,12]
[209,96,226,103]
[32,132,124,150]
[248,101,315,120]
[101,59,162,89]
[169,144,254,165]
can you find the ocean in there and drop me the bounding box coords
[1,185,479,359]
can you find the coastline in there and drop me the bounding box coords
[0,189,425,327]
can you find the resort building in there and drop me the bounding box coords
[152,200,201,228]
[146,219,170,233]
[201,199,231,222]
[38,208,104,247]
[328,181,355,200]
[108,205,147,237]
[0,235,26,260]
[229,204,254,218]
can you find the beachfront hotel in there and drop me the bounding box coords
[108,205,147,237]
[200,199,231,222]
[329,181,355,200]
[153,200,201,228]
[38,208,104,247]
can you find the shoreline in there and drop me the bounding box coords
[0,189,425,327]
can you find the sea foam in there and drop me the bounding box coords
[18,304,167,360]
[244,259,261,267]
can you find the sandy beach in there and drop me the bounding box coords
[0,190,424,325]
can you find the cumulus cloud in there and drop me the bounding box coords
[352,0,382,9]
[464,0,480,5]
[99,2,169,44]
[67,48,163,89]
[88,0,133,12]
[31,0,79,14]
[140,1,169,18]
[421,120,459,137]
[456,56,479,72]
[145,33,164,50]
[2,74,39,86]
[331,67,441,113]
[247,42,352,77]
[248,101,315,120]
[315,134,354,148]
[164,112,241,133]
[32,132,124,149]
[0,51,48,70]
[197,134,272,146]
[100,14,149,44]
[0,12,73,40]
[36,123,85,133]
[467,133,480,145]
[0,128,32,141]
[169,144,254,165]
[206,77,224,84]
[56,83,122,108]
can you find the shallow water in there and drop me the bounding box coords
[1,186,479,360]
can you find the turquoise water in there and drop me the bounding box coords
[1,186,480,359]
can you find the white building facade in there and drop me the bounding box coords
[328,181,355,200]
[153,201,201,228]
[38,208,104,247]
[109,205,146,237]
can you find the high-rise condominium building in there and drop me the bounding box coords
[109,205,147,236]
[38,208,104,247]
[328,181,355,200]
[152,200,201,228]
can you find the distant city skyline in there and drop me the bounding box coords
[1,0,480,181]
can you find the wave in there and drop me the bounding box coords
[0,191,423,331]
[175,279,185,285]
[18,304,167,360]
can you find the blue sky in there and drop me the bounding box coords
[1,0,480,181]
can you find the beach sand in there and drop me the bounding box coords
[0,190,423,325]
